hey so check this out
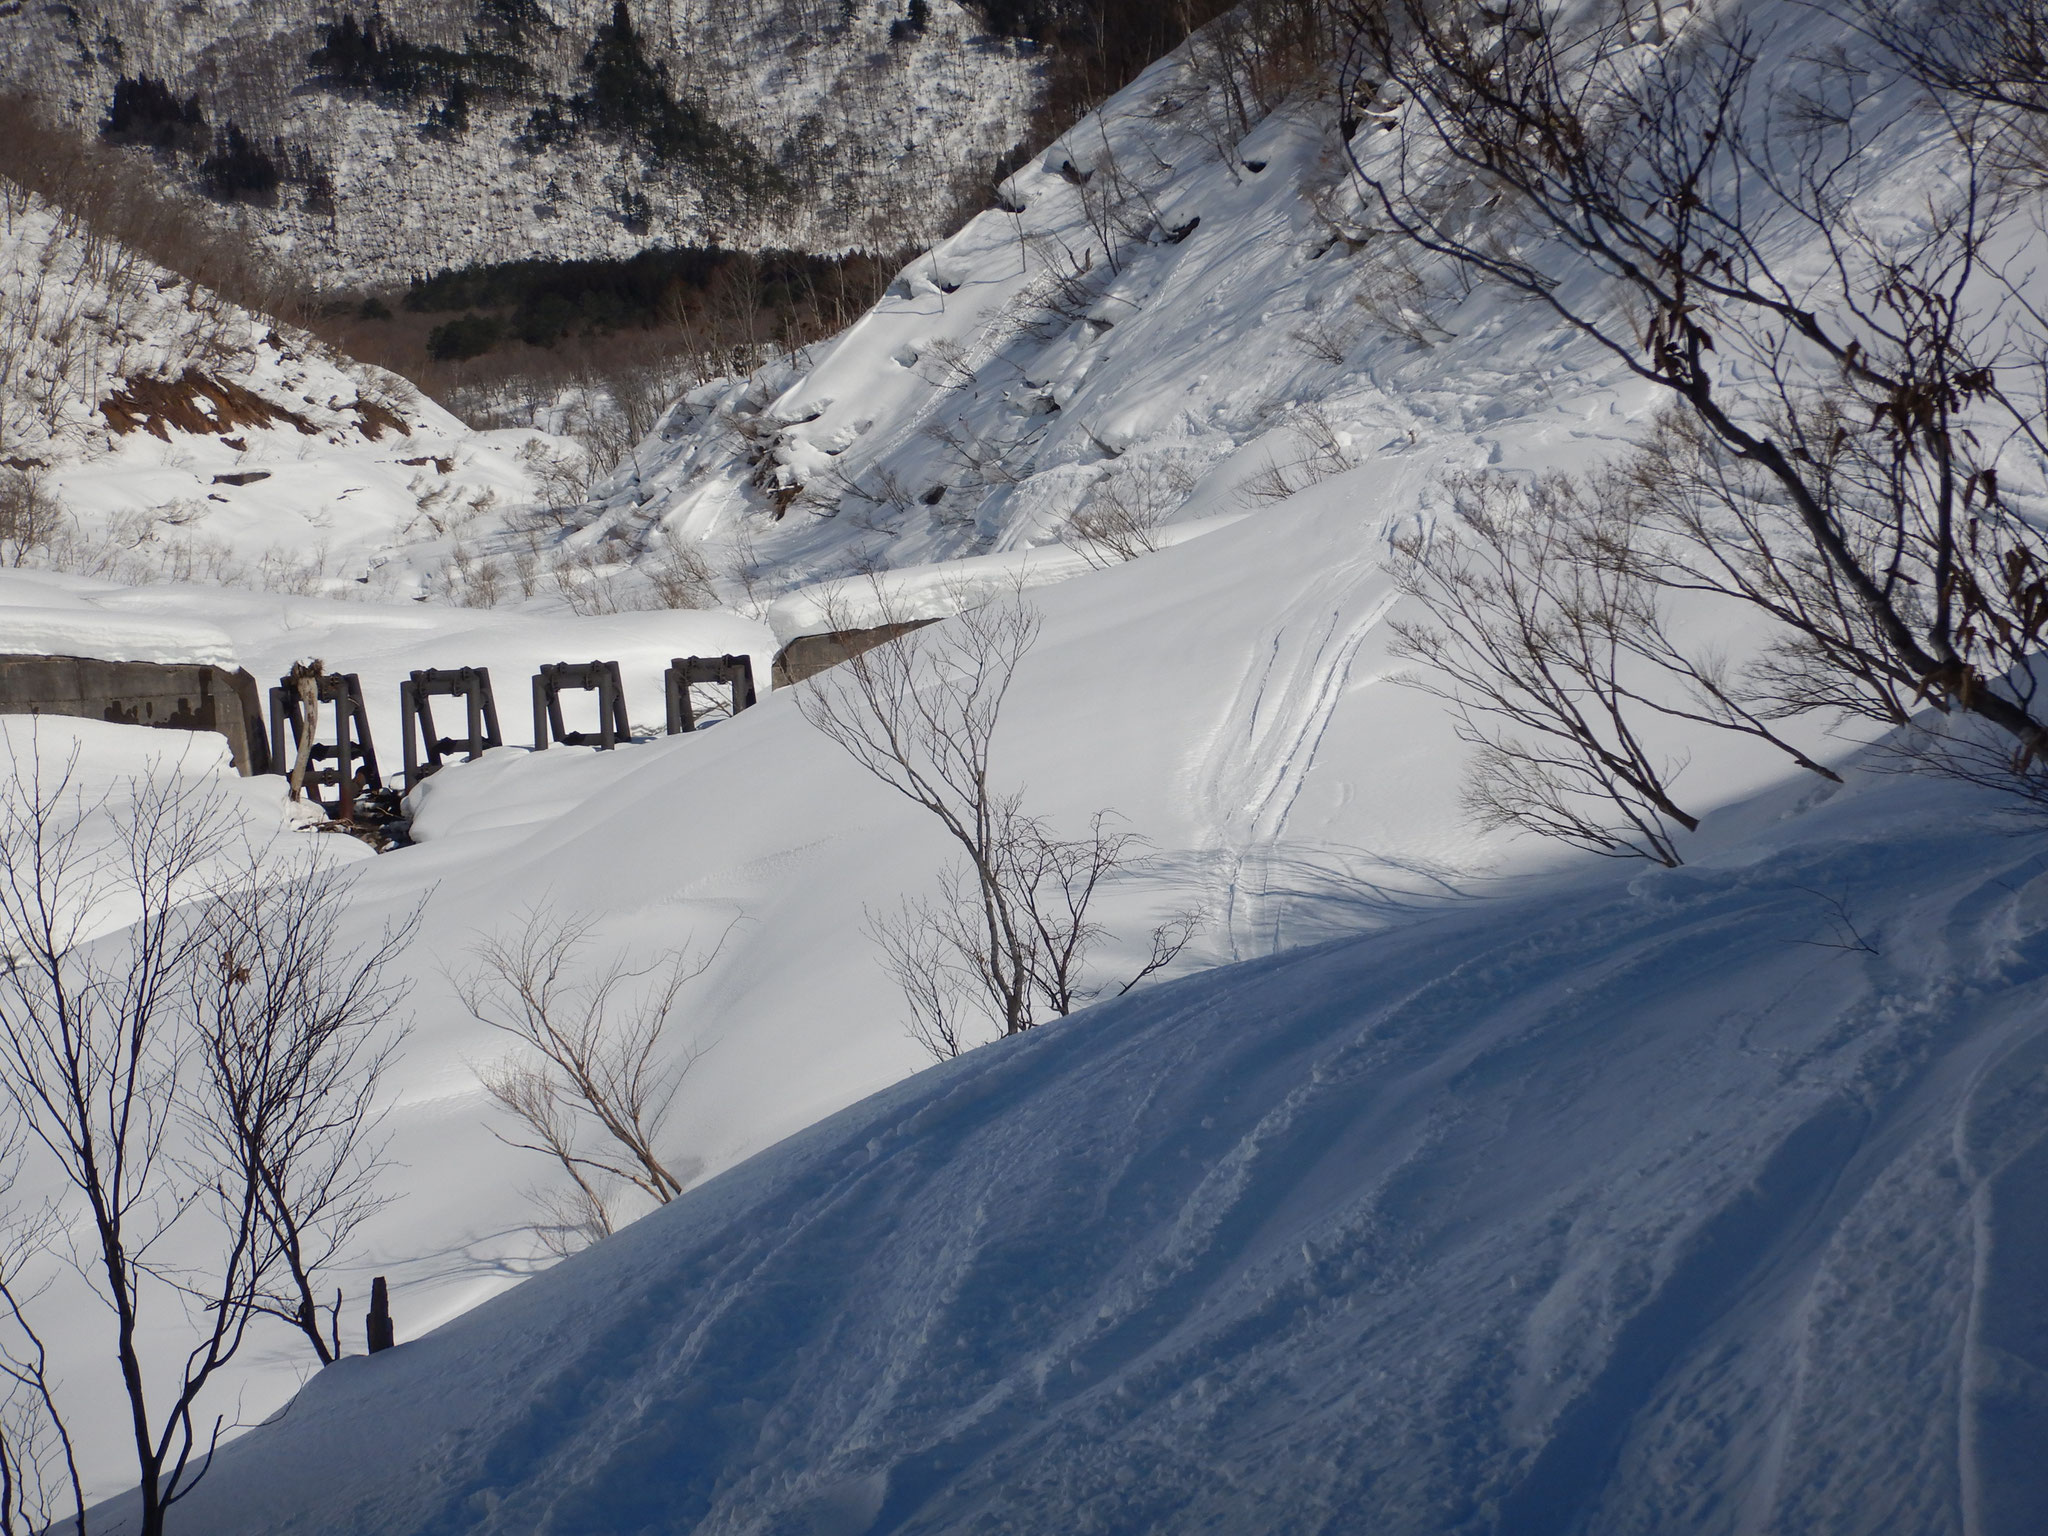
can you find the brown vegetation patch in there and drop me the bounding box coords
[101,368,318,441]
[351,394,410,440]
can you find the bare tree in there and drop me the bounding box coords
[457,908,719,1251]
[1841,0,2048,124]
[1392,479,1696,865]
[1344,0,2048,791]
[1392,472,1843,865]
[0,743,316,1535]
[1014,811,1195,1018]
[800,594,1196,1059]
[802,595,1045,1038]
[186,854,418,1364]
[0,750,256,1536]
[0,1176,82,1536]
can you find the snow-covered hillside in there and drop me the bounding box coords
[0,187,591,596]
[3,0,2046,1526]
[544,16,1640,620]
[3,0,1037,285]
[86,756,2048,1535]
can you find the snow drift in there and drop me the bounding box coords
[89,759,2048,1536]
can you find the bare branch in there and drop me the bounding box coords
[456,907,722,1248]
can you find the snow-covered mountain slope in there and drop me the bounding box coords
[0,187,586,595]
[546,15,1658,625]
[4,0,1036,286]
[86,755,2048,1536]
[8,0,2048,1522]
[0,439,1844,1512]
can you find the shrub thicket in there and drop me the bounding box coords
[968,0,1240,134]
[404,245,900,353]
[517,2,783,199]
[307,13,531,101]
[425,312,505,361]
[101,77,208,155]
[198,122,280,204]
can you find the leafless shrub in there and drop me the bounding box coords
[1351,241,1458,349]
[800,593,1198,1057]
[1393,472,1846,865]
[719,517,772,618]
[918,337,981,390]
[512,547,541,599]
[829,463,919,528]
[456,908,719,1252]
[1064,458,1198,563]
[1072,124,1171,276]
[548,545,633,615]
[0,472,59,568]
[1303,175,1375,258]
[1009,232,1102,340]
[1237,404,1354,505]
[923,420,1033,488]
[646,524,718,609]
[1344,0,2048,790]
[442,544,506,608]
[517,435,593,511]
[1292,305,1355,365]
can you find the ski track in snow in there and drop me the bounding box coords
[1197,551,1395,961]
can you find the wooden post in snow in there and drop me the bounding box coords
[367,1276,395,1354]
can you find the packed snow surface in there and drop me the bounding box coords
[87,758,2048,1536]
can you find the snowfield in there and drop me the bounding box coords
[83,756,2048,1535]
[1,0,2045,1528]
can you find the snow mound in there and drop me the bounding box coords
[0,604,234,667]
[97,765,2048,1536]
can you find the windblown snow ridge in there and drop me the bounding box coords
[101,767,2048,1536]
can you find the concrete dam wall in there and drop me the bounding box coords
[0,655,270,774]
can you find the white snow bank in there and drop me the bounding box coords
[94,760,2048,1536]
[764,514,1252,642]
[0,604,238,667]
[764,544,1097,642]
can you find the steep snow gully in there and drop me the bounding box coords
[100,766,2048,1536]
